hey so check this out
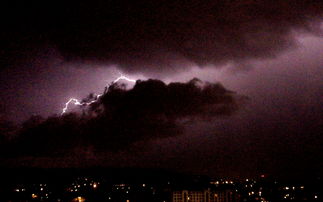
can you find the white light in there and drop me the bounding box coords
[113,75,136,83]
[61,75,136,114]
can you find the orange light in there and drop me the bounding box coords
[72,196,86,202]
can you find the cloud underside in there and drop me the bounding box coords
[1,0,323,72]
[1,79,242,157]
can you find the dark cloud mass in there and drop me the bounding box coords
[0,79,241,157]
[0,0,322,178]
[1,0,323,73]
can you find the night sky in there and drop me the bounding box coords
[0,0,322,179]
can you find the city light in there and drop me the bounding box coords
[72,196,86,202]
[7,174,321,201]
[31,193,38,199]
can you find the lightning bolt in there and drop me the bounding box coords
[113,75,136,83]
[61,75,136,115]
[62,98,82,114]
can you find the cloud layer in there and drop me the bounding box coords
[1,0,323,73]
[0,79,241,157]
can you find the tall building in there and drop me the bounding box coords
[172,189,239,202]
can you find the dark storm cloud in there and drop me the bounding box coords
[0,79,241,157]
[1,0,323,73]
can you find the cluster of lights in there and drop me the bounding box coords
[108,182,156,201]
[283,186,305,191]
[283,193,294,200]
[11,177,318,202]
[14,183,50,200]
[72,196,86,202]
[15,188,26,192]
[113,183,131,191]
[242,179,268,201]
[281,185,313,200]
[111,183,153,194]
[68,178,100,192]
[210,179,234,185]
[108,183,134,201]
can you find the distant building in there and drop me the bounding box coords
[172,189,239,202]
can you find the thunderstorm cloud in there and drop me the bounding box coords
[0,79,242,157]
[1,0,323,73]
[0,0,322,177]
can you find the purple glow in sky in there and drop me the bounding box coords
[0,0,322,179]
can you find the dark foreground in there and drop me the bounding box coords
[0,168,321,202]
